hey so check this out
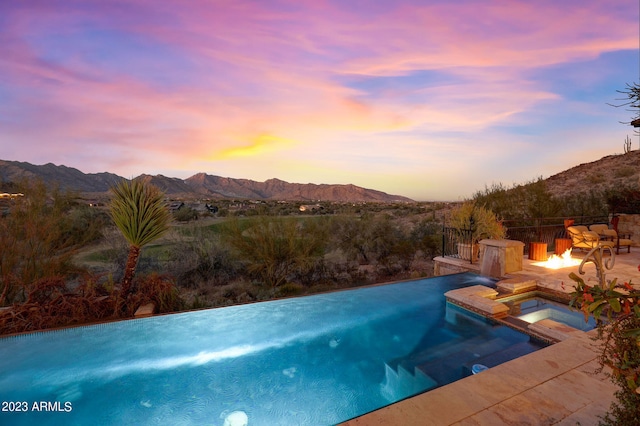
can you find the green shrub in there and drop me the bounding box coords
[173,206,199,222]
[222,216,329,289]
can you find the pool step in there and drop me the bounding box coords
[411,338,539,384]
[380,363,438,402]
[404,335,505,367]
[460,340,544,374]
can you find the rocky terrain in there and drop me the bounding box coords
[544,150,640,198]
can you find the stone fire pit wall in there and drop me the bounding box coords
[479,239,525,279]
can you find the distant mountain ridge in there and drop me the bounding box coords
[0,160,122,193]
[0,160,414,202]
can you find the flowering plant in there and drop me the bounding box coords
[568,268,640,424]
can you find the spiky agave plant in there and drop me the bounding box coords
[109,179,170,296]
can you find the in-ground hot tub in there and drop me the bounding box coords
[500,292,597,331]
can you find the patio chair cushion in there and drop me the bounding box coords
[598,228,632,253]
[589,224,609,235]
[567,225,614,249]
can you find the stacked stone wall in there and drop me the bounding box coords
[617,214,640,246]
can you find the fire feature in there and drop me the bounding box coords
[536,248,580,269]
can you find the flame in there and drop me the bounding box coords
[540,248,581,269]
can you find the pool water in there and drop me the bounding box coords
[503,294,597,331]
[0,273,546,425]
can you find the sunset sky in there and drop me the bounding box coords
[1,1,638,201]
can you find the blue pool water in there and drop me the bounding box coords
[0,273,546,425]
[507,295,597,331]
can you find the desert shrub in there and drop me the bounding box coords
[321,251,359,285]
[364,216,416,275]
[606,186,640,214]
[558,190,609,217]
[187,295,209,310]
[329,214,434,276]
[330,215,373,264]
[201,280,264,307]
[277,282,305,297]
[473,179,563,220]
[0,181,91,305]
[58,205,110,247]
[614,166,636,179]
[365,215,399,265]
[173,206,199,222]
[0,275,116,335]
[473,178,619,220]
[127,273,184,314]
[168,230,240,288]
[98,227,130,278]
[410,218,441,257]
[222,216,329,290]
[291,257,329,286]
[589,173,606,184]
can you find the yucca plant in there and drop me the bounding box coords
[109,179,170,296]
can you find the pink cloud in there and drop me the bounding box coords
[0,0,637,197]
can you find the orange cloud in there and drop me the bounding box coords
[213,134,297,159]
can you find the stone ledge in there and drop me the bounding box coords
[445,286,509,318]
[528,318,584,342]
[134,302,156,317]
[496,276,538,294]
[433,256,480,277]
[444,285,498,299]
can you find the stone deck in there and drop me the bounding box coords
[341,247,639,425]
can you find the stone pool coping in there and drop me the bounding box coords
[340,329,615,425]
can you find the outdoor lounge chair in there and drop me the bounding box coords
[566,225,615,251]
[589,224,632,254]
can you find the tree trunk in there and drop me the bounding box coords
[121,245,141,296]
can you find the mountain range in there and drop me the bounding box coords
[0,159,414,202]
[2,151,638,202]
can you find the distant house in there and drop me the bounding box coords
[299,204,323,212]
[168,201,185,212]
[205,203,218,214]
[0,193,24,199]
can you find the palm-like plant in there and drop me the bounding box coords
[109,179,170,296]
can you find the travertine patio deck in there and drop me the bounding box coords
[341,247,639,425]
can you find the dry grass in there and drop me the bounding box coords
[545,150,640,198]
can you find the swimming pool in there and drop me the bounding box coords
[0,273,546,425]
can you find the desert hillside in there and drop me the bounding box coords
[544,150,640,198]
